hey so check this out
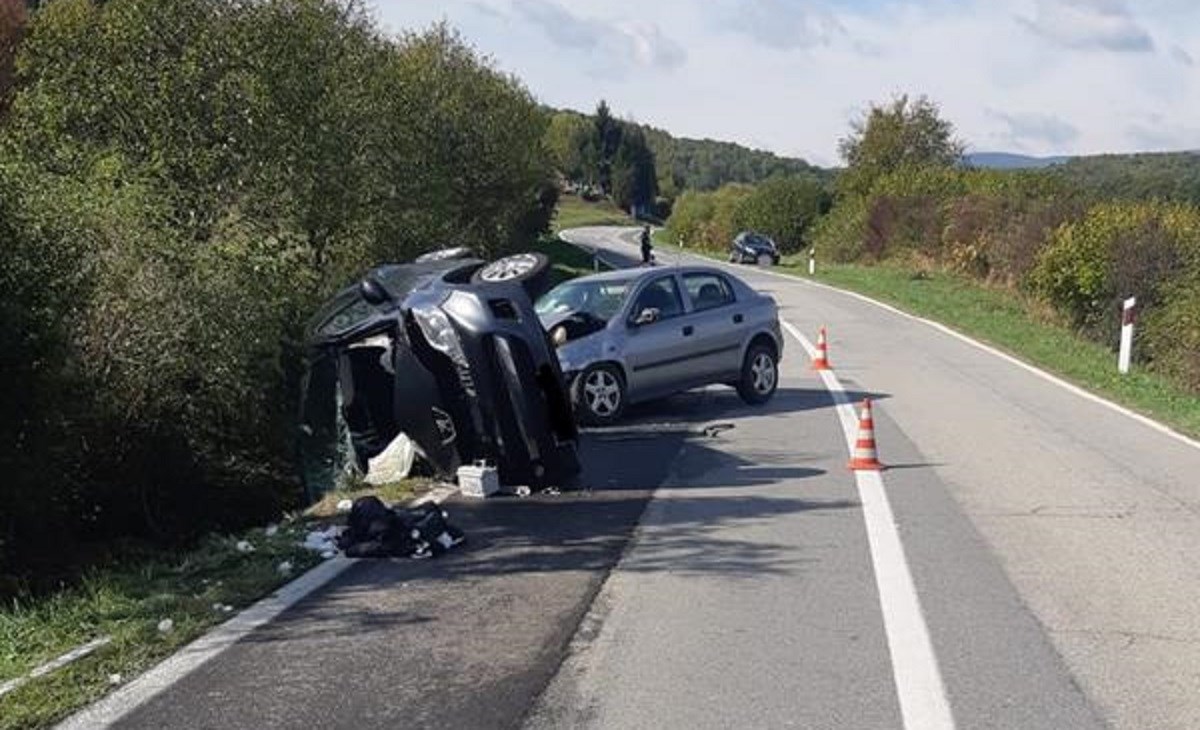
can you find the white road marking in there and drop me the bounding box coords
[56,487,460,730]
[0,636,112,698]
[783,319,956,730]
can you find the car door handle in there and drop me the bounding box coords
[682,325,694,336]
[733,313,744,324]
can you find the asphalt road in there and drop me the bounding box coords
[79,227,1200,730]
[545,226,1200,730]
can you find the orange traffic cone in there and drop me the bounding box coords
[812,326,832,370]
[848,399,885,471]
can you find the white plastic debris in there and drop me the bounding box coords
[365,433,416,484]
[264,524,279,537]
[108,673,122,685]
[302,525,343,555]
[458,462,500,498]
[235,540,255,553]
[336,499,353,513]
[514,485,532,498]
[277,560,293,576]
[157,619,174,634]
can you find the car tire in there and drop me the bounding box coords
[572,363,626,426]
[756,253,774,267]
[471,252,552,300]
[736,342,778,405]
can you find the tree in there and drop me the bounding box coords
[837,94,964,198]
[592,99,622,193]
[611,125,657,213]
[544,111,590,182]
[0,0,29,118]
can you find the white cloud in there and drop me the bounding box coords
[1017,0,1154,52]
[510,0,686,74]
[373,0,1200,161]
[986,110,1080,152]
[714,0,844,51]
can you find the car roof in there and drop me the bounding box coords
[566,264,734,285]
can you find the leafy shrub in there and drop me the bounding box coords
[730,176,829,253]
[1030,203,1199,334]
[0,1,557,589]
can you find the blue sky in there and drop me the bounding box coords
[375,0,1199,165]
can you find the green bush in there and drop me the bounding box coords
[0,1,556,590]
[731,176,829,253]
[1030,202,1200,334]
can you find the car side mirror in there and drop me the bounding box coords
[633,307,660,326]
[360,275,393,306]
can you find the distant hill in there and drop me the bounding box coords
[639,125,829,193]
[966,152,1071,169]
[1052,151,1200,204]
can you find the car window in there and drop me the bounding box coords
[630,276,685,323]
[683,273,735,312]
[536,279,631,321]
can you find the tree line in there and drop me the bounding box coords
[0,0,557,592]
[544,101,826,218]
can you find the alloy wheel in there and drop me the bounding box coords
[583,369,621,416]
[751,352,776,394]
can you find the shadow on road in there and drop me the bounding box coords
[118,377,858,730]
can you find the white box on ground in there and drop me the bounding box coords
[457,462,499,498]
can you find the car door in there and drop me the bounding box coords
[621,274,702,399]
[681,272,744,380]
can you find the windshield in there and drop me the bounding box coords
[536,279,631,321]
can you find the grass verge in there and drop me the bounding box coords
[552,194,632,232]
[0,480,420,730]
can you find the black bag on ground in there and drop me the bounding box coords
[394,502,466,556]
[337,496,464,558]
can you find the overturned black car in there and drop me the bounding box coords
[299,251,579,497]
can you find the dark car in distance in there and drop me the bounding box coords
[730,231,780,266]
[299,252,579,496]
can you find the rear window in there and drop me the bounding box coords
[683,273,735,312]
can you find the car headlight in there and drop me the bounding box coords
[413,305,468,368]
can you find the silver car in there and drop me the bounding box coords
[535,265,783,425]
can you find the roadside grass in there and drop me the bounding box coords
[531,236,606,286]
[645,232,1200,439]
[305,479,422,518]
[552,194,632,232]
[0,479,421,730]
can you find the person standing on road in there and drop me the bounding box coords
[640,225,653,265]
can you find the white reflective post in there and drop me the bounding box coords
[1118,296,1136,374]
[808,247,816,275]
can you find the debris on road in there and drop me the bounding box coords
[301,525,343,554]
[336,496,465,559]
[458,461,500,498]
